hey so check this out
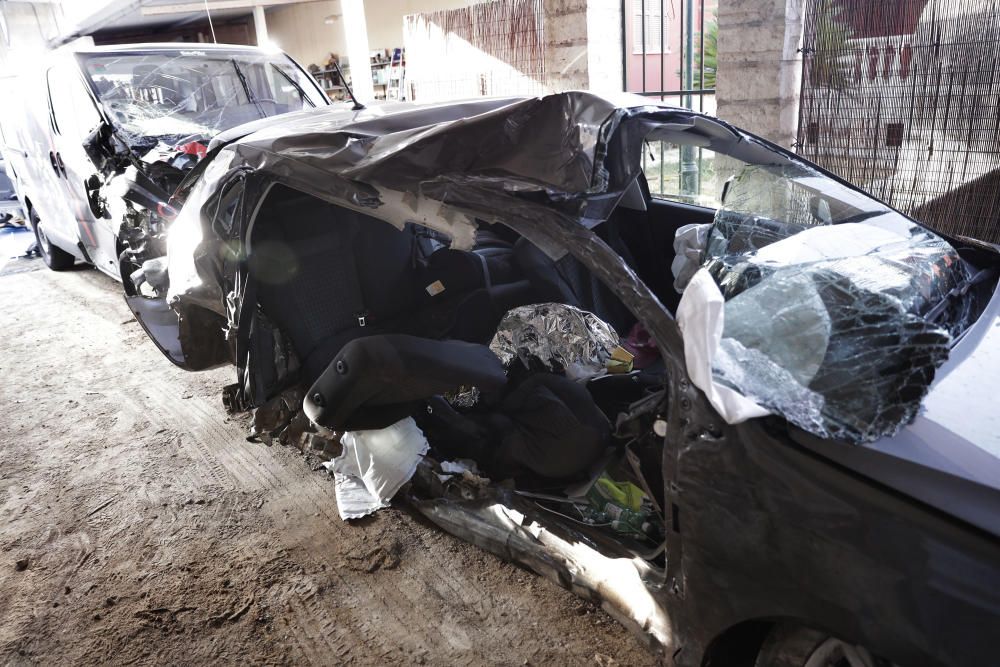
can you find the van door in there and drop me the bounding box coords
[10,67,80,256]
[46,62,117,275]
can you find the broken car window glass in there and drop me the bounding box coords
[700,162,979,443]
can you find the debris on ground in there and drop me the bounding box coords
[321,417,429,520]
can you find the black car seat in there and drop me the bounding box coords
[416,373,611,483]
[305,334,609,483]
[513,234,636,336]
[250,189,420,384]
[249,187,536,386]
[304,334,508,431]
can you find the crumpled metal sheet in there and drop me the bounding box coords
[163,90,980,446]
[164,94,788,405]
[489,303,620,380]
[164,94,748,323]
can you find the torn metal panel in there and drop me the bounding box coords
[163,93,707,384]
[410,496,672,658]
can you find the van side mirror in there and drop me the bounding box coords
[85,173,107,218]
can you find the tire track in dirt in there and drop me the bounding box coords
[0,267,656,666]
[34,271,491,662]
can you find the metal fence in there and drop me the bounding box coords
[798,0,1000,243]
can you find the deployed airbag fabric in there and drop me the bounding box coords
[676,270,772,424]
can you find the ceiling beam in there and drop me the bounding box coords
[141,0,301,16]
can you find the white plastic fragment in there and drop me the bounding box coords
[323,417,429,520]
[671,222,712,293]
[676,268,771,424]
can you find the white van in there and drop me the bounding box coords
[8,42,329,278]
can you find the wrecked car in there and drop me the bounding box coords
[10,42,328,276]
[126,91,1000,666]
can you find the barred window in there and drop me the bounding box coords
[632,0,666,54]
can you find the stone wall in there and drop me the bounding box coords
[543,0,622,93]
[403,0,622,102]
[716,0,805,147]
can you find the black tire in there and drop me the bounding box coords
[755,624,885,667]
[30,208,75,271]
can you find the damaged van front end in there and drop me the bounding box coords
[21,43,327,281]
[128,92,1000,666]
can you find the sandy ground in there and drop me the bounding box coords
[0,255,658,666]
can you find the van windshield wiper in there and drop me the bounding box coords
[269,63,315,108]
[231,58,265,119]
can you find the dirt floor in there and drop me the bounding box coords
[0,253,657,665]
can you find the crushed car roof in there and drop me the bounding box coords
[189,91,784,246]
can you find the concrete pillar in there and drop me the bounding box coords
[253,4,268,47]
[340,0,373,102]
[716,0,806,148]
[0,2,61,79]
[543,0,622,94]
[585,0,624,94]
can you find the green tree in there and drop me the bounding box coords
[691,11,717,90]
[810,0,852,88]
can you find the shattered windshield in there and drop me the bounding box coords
[693,160,980,443]
[81,51,326,150]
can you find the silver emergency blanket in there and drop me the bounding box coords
[489,303,620,380]
[699,165,972,443]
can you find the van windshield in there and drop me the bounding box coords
[81,50,327,150]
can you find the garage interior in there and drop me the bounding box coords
[0,1,998,665]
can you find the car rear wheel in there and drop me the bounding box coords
[30,208,75,271]
[755,625,892,667]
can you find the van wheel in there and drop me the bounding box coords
[30,209,75,271]
[755,624,890,667]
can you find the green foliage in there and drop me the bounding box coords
[692,11,717,90]
[810,0,853,88]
